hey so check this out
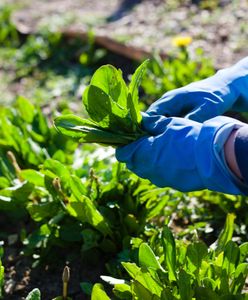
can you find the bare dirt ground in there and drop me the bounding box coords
[5,0,248,68]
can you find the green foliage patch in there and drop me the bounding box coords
[94,214,248,299]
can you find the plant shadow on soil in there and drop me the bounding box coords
[1,213,108,299]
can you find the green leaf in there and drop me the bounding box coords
[43,159,70,179]
[239,242,248,263]
[0,176,10,189]
[0,181,34,205]
[222,241,240,277]
[25,288,41,300]
[27,202,60,222]
[132,280,160,300]
[54,114,141,146]
[113,283,132,300]
[69,175,87,200]
[139,243,164,272]
[83,85,132,132]
[231,263,248,294]
[33,108,50,137]
[122,262,140,279]
[91,283,110,300]
[80,128,141,146]
[135,270,163,297]
[202,277,218,290]
[54,114,100,139]
[122,262,163,297]
[0,156,15,181]
[216,213,236,255]
[195,287,220,300]
[161,288,177,300]
[89,64,128,108]
[178,270,193,300]
[20,169,44,186]
[186,241,208,274]
[146,195,169,220]
[162,226,177,281]
[67,195,111,235]
[128,59,149,124]
[16,96,35,123]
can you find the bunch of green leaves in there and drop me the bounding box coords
[0,247,3,299]
[93,214,248,299]
[142,48,215,103]
[54,60,149,146]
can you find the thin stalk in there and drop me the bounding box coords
[7,151,23,181]
[62,266,70,299]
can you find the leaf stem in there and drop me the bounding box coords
[7,151,23,181]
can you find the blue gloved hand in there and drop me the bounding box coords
[116,114,247,194]
[146,57,248,122]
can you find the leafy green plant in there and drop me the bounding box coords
[0,96,171,265]
[0,97,246,268]
[93,214,248,299]
[54,60,149,146]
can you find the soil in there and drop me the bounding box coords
[3,247,106,299]
[1,216,107,299]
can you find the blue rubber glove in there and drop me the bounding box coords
[116,114,248,194]
[146,57,248,122]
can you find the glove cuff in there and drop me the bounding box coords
[234,126,248,185]
[195,116,247,195]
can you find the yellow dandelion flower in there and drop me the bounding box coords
[172,36,192,47]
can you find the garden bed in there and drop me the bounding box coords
[0,1,247,299]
